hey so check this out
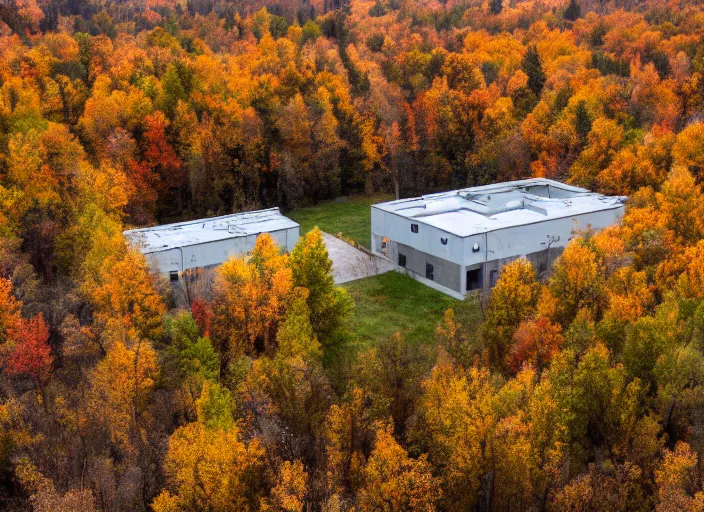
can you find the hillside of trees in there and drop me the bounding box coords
[1,0,704,509]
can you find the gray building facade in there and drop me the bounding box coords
[124,208,299,282]
[371,179,626,298]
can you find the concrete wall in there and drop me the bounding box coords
[391,241,462,294]
[481,246,565,292]
[483,208,623,263]
[145,226,300,276]
[372,208,464,264]
[373,205,624,269]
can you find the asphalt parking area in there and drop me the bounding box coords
[321,232,398,284]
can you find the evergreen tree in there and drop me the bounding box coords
[522,45,546,97]
[289,228,354,344]
[564,0,581,21]
[575,101,593,145]
[369,0,386,17]
[489,0,503,15]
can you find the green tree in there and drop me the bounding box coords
[301,20,322,44]
[162,312,219,403]
[563,0,581,21]
[522,46,546,97]
[289,228,353,344]
[575,101,592,146]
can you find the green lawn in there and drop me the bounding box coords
[341,271,461,347]
[287,194,393,249]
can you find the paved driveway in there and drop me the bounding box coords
[321,232,398,284]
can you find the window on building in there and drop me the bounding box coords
[411,224,419,233]
[426,262,434,280]
[170,271,179,283]
[398,253,407,267]
[467,268,481,291]
[489,269,498,288]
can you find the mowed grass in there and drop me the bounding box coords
[287,194,393,249]
[341,271,460,347]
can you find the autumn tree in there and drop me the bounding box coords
[509,316,564,378]
[356,423,441,511]
[414,354,494,509]
[240,288,331,463]
[354,331,435,438]
[260,460,308,512]
[483,258,541,371]
[84,246,166,345]
[657,166,704,246]
[5,313,53,403]
[88,338,159,454]
[152,382,266,512]
[324,387,379,502]
[0,278,21,344]
[211,234,293,358]
[672,122,704,181]
[655,442,704,512]
[539,239,603,327]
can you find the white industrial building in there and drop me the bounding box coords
[371,178,626,298]
[124,208,299,282]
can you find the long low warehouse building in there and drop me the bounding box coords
[371,178,627,298]
[123,208,299,282]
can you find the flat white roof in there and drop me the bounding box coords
[373,178,626,237]
[123,208,299,253]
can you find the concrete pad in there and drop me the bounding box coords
[321,232,398,284]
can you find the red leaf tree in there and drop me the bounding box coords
[191,297,213,338]
[6,313,53,392]
[509,316,564,378]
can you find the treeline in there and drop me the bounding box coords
[1,0,702,229]
[1,0,704,510]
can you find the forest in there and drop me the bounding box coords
[1,0,704,509]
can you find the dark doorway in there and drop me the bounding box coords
[467,268,482,291]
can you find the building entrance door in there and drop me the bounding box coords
[467,267,482,291]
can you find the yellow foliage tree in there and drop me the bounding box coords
[86,247,166,344]
[657,165,704,246]
[539,240,603,327]
[415,354,495,510]
[260,460,308,512]
[356,422,441,511]
[212,233,293,357]
[88,339,158,454]
[152,383,266,512]
[0,278,21,344]
[483,258,540,371]
[655,442,704,512]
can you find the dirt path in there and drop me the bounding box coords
[321,232,398,284]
